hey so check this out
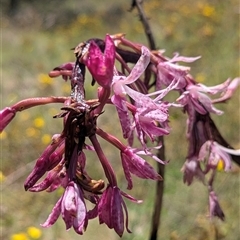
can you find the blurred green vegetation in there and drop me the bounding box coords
[1,0,239,239]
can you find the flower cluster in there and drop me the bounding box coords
[1,34,239,236]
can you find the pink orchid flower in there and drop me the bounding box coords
[85,34,115,88]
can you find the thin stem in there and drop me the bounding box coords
[95,87,111,115]
[89,134,117,186]
[132,0,156,50]
[12,96,69,111]
[96,127,126,151]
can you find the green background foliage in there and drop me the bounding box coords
[1,0,239,239]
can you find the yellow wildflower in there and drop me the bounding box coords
[201,5,215,18]
[11,232,29,240]
[27,226,42,239]
[38,73,53,86]
[34,117,45,128]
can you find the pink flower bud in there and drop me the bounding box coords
[85,35,115,88]
[0,107,16,132]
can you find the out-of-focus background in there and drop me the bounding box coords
[1,0,239,239]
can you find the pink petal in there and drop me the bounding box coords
[123,148,162,180]
[111,95,132,139]
[121,152,133,190]
[61,183,76,230]
[73,184,88,234]
[170,54,201,63]
[123,46,150,85]
[111,187,124,237]
[86,35,115,88]
[98,186,113,228]
[120,190,143,204]
[41,197,62,227]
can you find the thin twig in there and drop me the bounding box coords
[130,0,156,50]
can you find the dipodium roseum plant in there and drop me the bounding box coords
[1,33,240,237]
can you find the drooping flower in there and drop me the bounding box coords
[42,181,88,234]
[85,34,115,88]
[198,140,240,173]
[98,185,124,236]
[28,159,67,192]
[181,157,205,185]
[209,190,225,220]
[181,105,223,185]
[98,185,140,237]
[24,134,65,190]
[156,54,200,90]
[1,32,239,237]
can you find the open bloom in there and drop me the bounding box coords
[125,86,170,146]
[156,53,201,89]
[199,140,240,173]
[112,46,171,144]
[85,34,115,88]
[177,78,230,115]
[111,46,150,139]
[212,77,240,103]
